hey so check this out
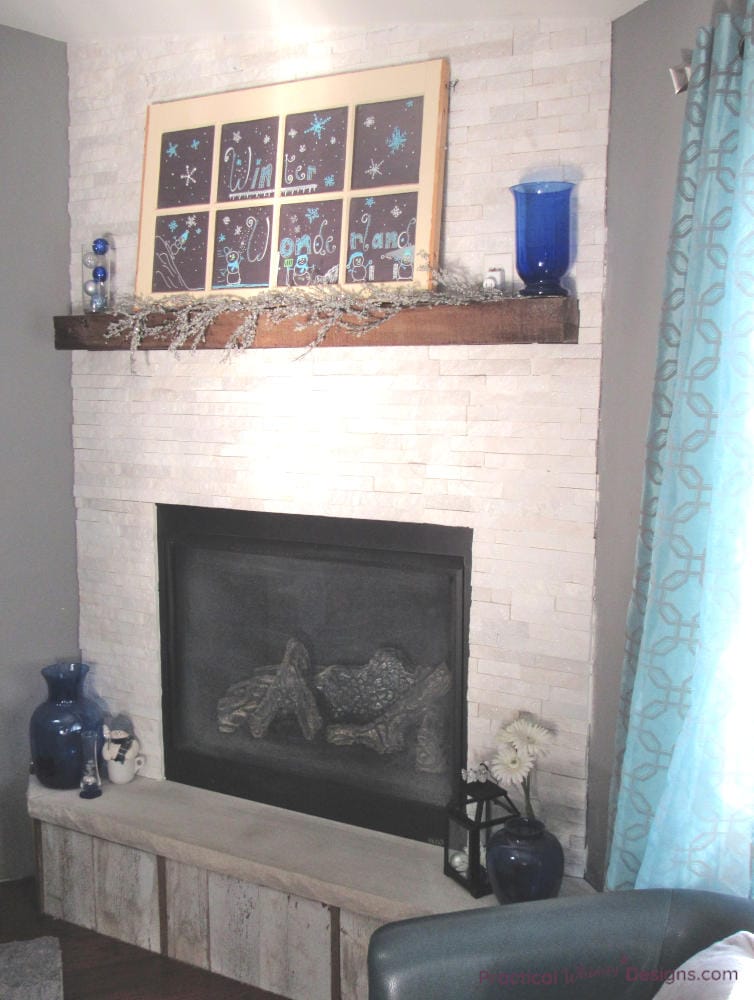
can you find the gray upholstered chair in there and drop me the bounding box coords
[367,888,754,999]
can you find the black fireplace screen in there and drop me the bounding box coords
[158,505,471,843]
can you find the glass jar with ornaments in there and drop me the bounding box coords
[81,235,114,313]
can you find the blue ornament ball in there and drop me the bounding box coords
[92,237,109,255]
[92,265,107,281]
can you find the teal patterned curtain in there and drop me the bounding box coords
[606,6,754,896]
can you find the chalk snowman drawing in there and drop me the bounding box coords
[221,248,242,285]
[277,200,342,287]
[346,194,417,284]
[347,251,374,282]
[212,207,272,288]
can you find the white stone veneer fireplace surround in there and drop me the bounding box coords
[72,335,598,873]
[44,23,609,977]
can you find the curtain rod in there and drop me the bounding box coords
[669,36,747,95]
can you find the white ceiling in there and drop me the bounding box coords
[1,0,646,43]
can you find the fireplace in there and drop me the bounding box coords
[158,504,472,843]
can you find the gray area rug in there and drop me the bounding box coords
[0,936,63,1000]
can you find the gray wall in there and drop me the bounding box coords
[588,0,728,887]
[0,26,78,880]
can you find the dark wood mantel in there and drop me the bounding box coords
[54,296,579,350]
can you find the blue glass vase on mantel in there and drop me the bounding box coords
[511,181,574,297]
[29,662,103,789]
[485,815,564,904]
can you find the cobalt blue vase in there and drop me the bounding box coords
[29,662,103,789]
[511,181,574,297]
[485,816,564,904]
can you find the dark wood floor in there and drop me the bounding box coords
[0,878,288,1000]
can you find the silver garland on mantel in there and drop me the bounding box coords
[105,266,510,357]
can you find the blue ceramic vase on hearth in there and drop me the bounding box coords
[29,662,103,789]
[485,816,564,904]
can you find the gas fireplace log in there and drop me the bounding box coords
[325,662,451,758]
[246,638,323,740]
[314,647,419,722]
[216,638,323,741]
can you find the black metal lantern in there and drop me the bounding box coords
[444,779,518,898]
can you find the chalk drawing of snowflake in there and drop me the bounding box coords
[364,115,375,128]
[405,99,414,108]
[166,142,178,157]
[263,134,271,144]
[305,113,332,139]
[366,159,383,179]
[168,219,178,231]
[288,128,298,138]
[330,135,337,144]
[223,216,231,225]
[294,225,301,234]
[386,127,407,154]
[186,215,197,228]
[232,131,241,143]
[234,226,242,235]
[190,138,200,150]
[305,207,320,224]
[365,197,375,207]
[180,165,197,187]
[390,204,402,217]
[218,233,226,242]
[324,174,335,187]
[299,144,307,153]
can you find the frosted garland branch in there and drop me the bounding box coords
[105,271,511,356]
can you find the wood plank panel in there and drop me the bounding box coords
[256,886,332,1000]
[339,909,384,1000]
[207,872,260,986]
[165,859,209,968]
[93,838,160,951]
[41,824,96,929]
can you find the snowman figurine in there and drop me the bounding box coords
[103,725,145,784]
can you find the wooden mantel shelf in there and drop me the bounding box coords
[54,297,578,351]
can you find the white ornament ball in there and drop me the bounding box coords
[82,251,98,268]
[83,279,98,296]
[449,850,469,873]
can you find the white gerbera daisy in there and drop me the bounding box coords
[489,743,534,788]
[501,717,554,758]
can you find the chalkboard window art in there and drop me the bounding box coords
[212,206,273,290]
[277,200,343,287]
[152,211,210,292]
[346,193,418,284]
[157,126,215,209]
[137,60,448,297]
[351,97,424,190]
[281,106,348,196]
[217,117,278,202]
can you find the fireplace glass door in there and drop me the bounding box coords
[158,505,471,843]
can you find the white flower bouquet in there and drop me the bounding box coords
[465,714,554,822]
